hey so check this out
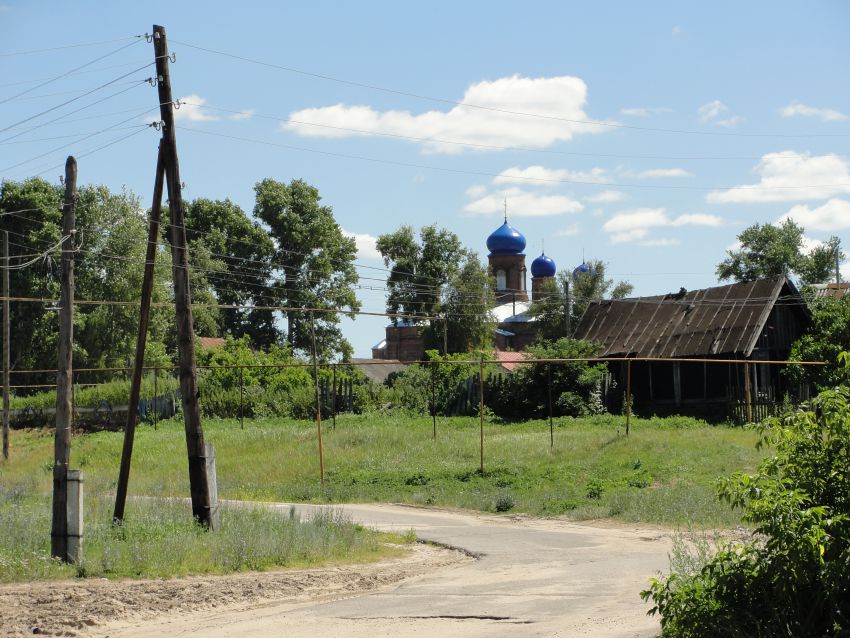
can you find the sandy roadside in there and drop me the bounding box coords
[0,542,471,638]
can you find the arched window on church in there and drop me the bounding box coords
[496,269,507,290]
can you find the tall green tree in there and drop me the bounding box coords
[438,252,494,353]
[0,178,174,376]
[376,224,464,323]
[185,198,279,349]
[787,294,850,390]
[717,219,843,285]
[253,178,359,360]
[531,260,632,341]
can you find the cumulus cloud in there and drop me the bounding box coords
[465,184,487,198]
[698,100,742,127]
[778,198,850,231]
[493,165,608,186]
[341,229,381,260]
[584,190,626,203]
[708,151,850,203]
[464,186,584,217]
[620,106,673,117]
[781,102,847,122]
[556,223,580,236]
[174,95,220,122]
[603,208,723,245]
[623,167,692,179]
[283,75,612,154]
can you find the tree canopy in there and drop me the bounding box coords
[717,219,843,285]
[253,178,359,360]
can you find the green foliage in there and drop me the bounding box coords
[717,219,844,285]
[788,294,850,389]
[642,356,850,636]
[376,224,464,322]
[488,338,606,418]
[253,178,360,359]
[438,253,495,353]
[185,198,280,349]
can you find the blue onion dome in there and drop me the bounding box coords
[531,252,557,278]
[486,221,526,255]
[572,261,594,280]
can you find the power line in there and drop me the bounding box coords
[181,126,850,193]
[189,102,850,162]
[172,38,850,139]
[0,35,143,57]
[0,39,143,105]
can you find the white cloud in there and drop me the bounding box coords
[584,190,626,203]
[627,167,692,179]
[228,108,255,121]
[283,75,612,154]
[556,223,580,237]
[801,235,824,255]
[493,165,608,186]
[698,100,728,123]
[465,184,487,198]
[341,229,381,260]
[603,208,723,245]
[708,151,850,203]
[781,102,847,122]
[465,186,584,217]
[620,106,673,117]
[174,94,219,122]
[716,116,743,128]
[672,25,682,35]
[778,198,850,231]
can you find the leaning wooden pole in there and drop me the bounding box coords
[309,313,325,484]
[51,156,76,560]
[2,230,9,461]
[113,142,166,524]
[153,24,213,528]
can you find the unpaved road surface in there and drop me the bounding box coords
[3,504,672,637]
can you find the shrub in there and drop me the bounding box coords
[642,354,850,636]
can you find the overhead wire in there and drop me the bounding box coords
[179,126,850,193]
[171,38,850,139]
[0,35,143,58]
[0,38,143,105]
[187,102,850,162]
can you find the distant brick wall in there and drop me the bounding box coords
[374,325,424,362]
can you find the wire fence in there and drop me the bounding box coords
[4,356,825,432]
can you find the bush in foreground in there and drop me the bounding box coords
[642,356,850,636]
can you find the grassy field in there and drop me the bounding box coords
[2,413,765,533]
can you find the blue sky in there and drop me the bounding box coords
[2,1,850,356]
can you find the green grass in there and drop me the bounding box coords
[1,413,765,534]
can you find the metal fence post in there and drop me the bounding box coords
[479,358,485,473]
[625,359,632,436]
[239,365,244,430]
[547,363,554,448]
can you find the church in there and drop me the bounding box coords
[371,217,562,360]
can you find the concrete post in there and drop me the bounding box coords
[205,443,219,530]
[66,469,83,564]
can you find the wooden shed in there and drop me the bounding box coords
[573,276,810,419]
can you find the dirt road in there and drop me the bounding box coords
[100,503,671,638]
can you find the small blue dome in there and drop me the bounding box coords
[572,261,594,280]
[531,253,556,278]
[486,221,526,255]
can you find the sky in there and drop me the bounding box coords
[2,1,850,357]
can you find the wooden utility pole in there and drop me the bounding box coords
[2,230,9,461]
[153,24,213,528]
[310,312,325,484]
[52,156,76,560]
[113,142,166,524]
[479,357,485,473]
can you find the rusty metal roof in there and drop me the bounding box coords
[574,276,803,358]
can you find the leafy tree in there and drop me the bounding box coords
[253,178,359,360]
[642,357,850,636]
[437,252,494,353]
[0,178,173,378]
[717,219,843,285]
[788,294,850,389]
[531,261,633,340]
[376,224,465,323]
[185,198,279,349]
